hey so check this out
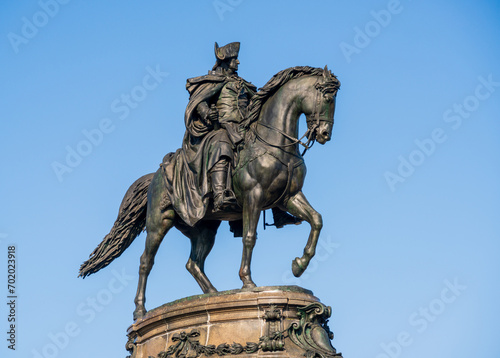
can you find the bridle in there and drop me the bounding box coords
[253,79,334,156]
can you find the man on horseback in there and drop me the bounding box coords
[182,42,301,227]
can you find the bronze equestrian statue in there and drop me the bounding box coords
[79,42,341,320]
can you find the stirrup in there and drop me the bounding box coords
[213,190,237,212]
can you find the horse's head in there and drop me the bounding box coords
[303,66,340,145]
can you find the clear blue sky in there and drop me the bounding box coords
[1,1,499,357]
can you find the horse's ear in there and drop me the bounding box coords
[323,65,329,81]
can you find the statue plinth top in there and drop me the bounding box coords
[126,286,341,358]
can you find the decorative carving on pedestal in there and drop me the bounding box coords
[149,328,283,358]
[261,305,285,352]
[288,303,342,358]
[126,336,137,358]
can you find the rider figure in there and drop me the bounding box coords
[183,42,301,226]
[184,42,255,211]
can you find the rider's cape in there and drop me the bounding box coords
[161,72,256,227]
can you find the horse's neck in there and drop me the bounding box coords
[257,83,302,153]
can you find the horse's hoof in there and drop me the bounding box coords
[203,286,218,294]
[242,282,257,290]
[133,307,146,321]
[292,257,306,277]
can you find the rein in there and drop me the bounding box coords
[252,79,332,156]
[253,121,313,151]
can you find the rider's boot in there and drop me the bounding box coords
[211,162,237,212]
[272,208,303,228]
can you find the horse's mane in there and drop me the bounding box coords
[242,66,340,128]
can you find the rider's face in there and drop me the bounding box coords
[228,57,240,72]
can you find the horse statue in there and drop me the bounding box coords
[79,65,340,320]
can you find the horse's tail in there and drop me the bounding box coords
[78,173,154,278]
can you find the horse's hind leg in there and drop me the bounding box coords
[176,220,220,293]
[133,205,175,321]
[285,191,323,278]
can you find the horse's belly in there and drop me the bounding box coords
[267,161,306,207]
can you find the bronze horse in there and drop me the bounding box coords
[79,66,340,320]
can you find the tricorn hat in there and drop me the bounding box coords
[214,42,240,61]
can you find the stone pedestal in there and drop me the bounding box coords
[126,286,342,358]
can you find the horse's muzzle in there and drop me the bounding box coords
[316,130,331,144]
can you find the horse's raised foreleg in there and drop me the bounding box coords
[176,220,220,294]
[285,191,323,277]
[133,207,175,320]
[239,189,263,289]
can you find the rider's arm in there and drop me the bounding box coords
[196,101,219,126]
